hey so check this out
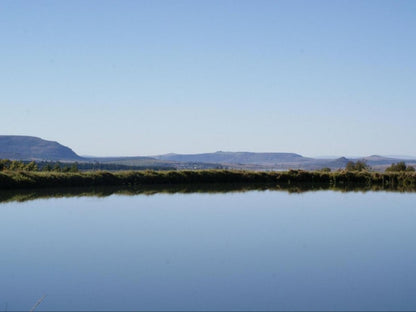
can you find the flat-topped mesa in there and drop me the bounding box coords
[154,151,310,165]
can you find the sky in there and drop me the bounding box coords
[1,0,415,157]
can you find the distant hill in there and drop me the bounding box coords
[154,151,311,165]
[86,156,177,168]
[359,155,416,171]
[154,152,416,171]
[0,135,83,161]
[154,151,339,170]
[360,155,413,166]
[2,135,415,171]
[87,156,224,170]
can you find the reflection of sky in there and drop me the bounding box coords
[0,191,415,310]
[1,1,416,157]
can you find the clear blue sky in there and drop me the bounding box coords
[1,0,415,157]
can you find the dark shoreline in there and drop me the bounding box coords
[1,170,415,192]
[1,169,415,189]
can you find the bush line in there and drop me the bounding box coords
[0,169,416,191]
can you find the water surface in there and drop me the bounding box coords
[0,190,415,311]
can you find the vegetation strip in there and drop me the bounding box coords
[0,170,415,191]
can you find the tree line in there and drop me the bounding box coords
[0,159,79,172]
[385,161,415,172]
[0,159,175,172]
[0,159,415,173]
[344,160,415,172]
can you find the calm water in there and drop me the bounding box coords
[0,190,415,311]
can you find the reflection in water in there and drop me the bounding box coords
[1,190,416,310]
[1,185,416,311]
[0,182,414,203]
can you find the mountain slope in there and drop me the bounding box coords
[0,135,83,161]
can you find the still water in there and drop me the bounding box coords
[0,190,415,311]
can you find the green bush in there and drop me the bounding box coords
[386,161,415,172]
[345,160,370,172]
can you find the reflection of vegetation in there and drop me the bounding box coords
[0,170,415,203]
[0,183,414,204]
[0,184,266,203]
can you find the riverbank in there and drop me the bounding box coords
[0,169,415,191]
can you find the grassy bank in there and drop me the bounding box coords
[0,169,416,191]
